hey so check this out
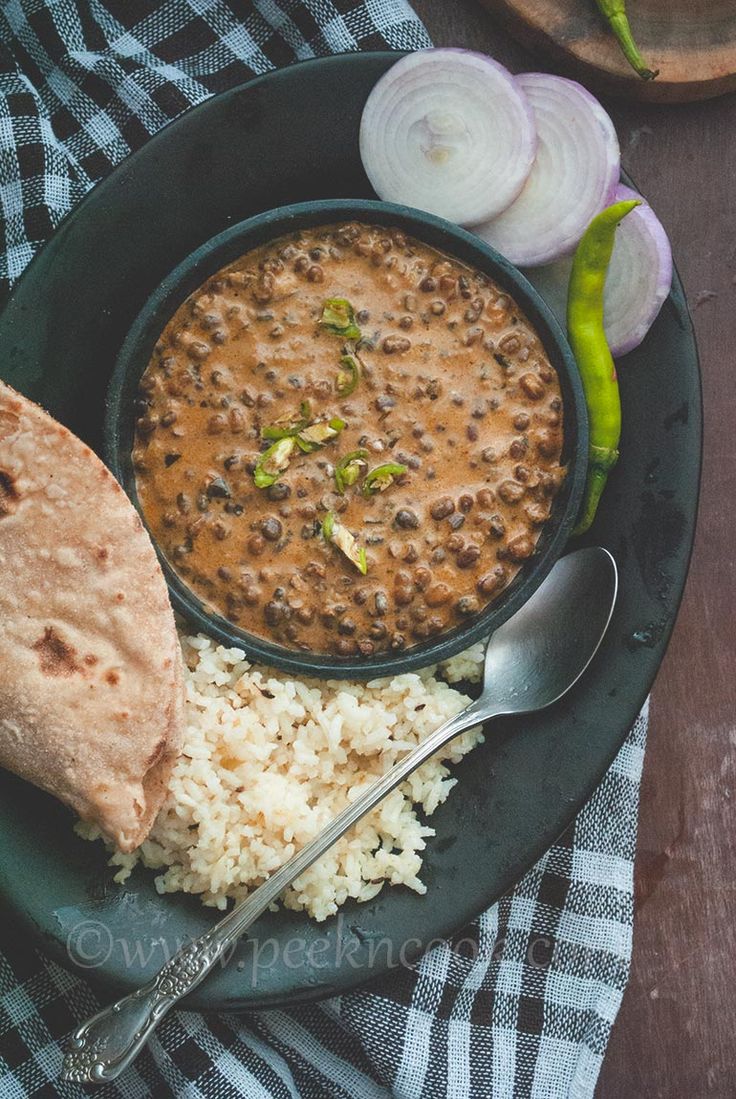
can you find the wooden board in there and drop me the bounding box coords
[477,0,736,101]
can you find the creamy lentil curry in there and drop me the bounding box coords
[133,222,565,658]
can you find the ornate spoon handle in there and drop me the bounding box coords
[62,698,493,1084]
[62,928,231,1083]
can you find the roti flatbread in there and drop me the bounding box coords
[0,381,183,852]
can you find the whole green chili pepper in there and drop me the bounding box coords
[567,198,639,536]
[594,0,659,80]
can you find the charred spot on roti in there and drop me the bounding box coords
[96,546,109,561]
[105,669,121,686]
[32,626,81,677]
[0,470,19,517]
[115,592,125,603]
[0,411,20,440]
[146,737,166,767]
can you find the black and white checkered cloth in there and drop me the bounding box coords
[0,4,648,1095]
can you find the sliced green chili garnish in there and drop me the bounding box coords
[263,403,344,450]
[320,298,361,340]
[262,419,307,441]
[362,462,408,497]
[322,510,335,540]
[322,511,368,575]
[336,353,360,396]
[261,401,312,441]
[296,416,346,452]
[334,449,369,494]
[253,437,296,488]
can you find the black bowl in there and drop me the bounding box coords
[105,198,588,679]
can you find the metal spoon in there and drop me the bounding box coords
[62,546,617,1085]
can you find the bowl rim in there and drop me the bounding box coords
[105,197,589,679]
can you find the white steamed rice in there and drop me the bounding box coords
[78,633,485,922]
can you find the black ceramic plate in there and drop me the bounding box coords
[0,53,701,1011]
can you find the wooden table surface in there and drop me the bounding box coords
[412,2,736,1094]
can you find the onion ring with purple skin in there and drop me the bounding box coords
[475,72,620,268]
[522,184,672,358]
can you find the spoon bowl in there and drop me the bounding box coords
[479,545,618,718]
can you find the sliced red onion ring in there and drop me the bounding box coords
[601,184,673,357]
[359,49,537,227]
[474,73,620,267]
[523,186,672,357]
